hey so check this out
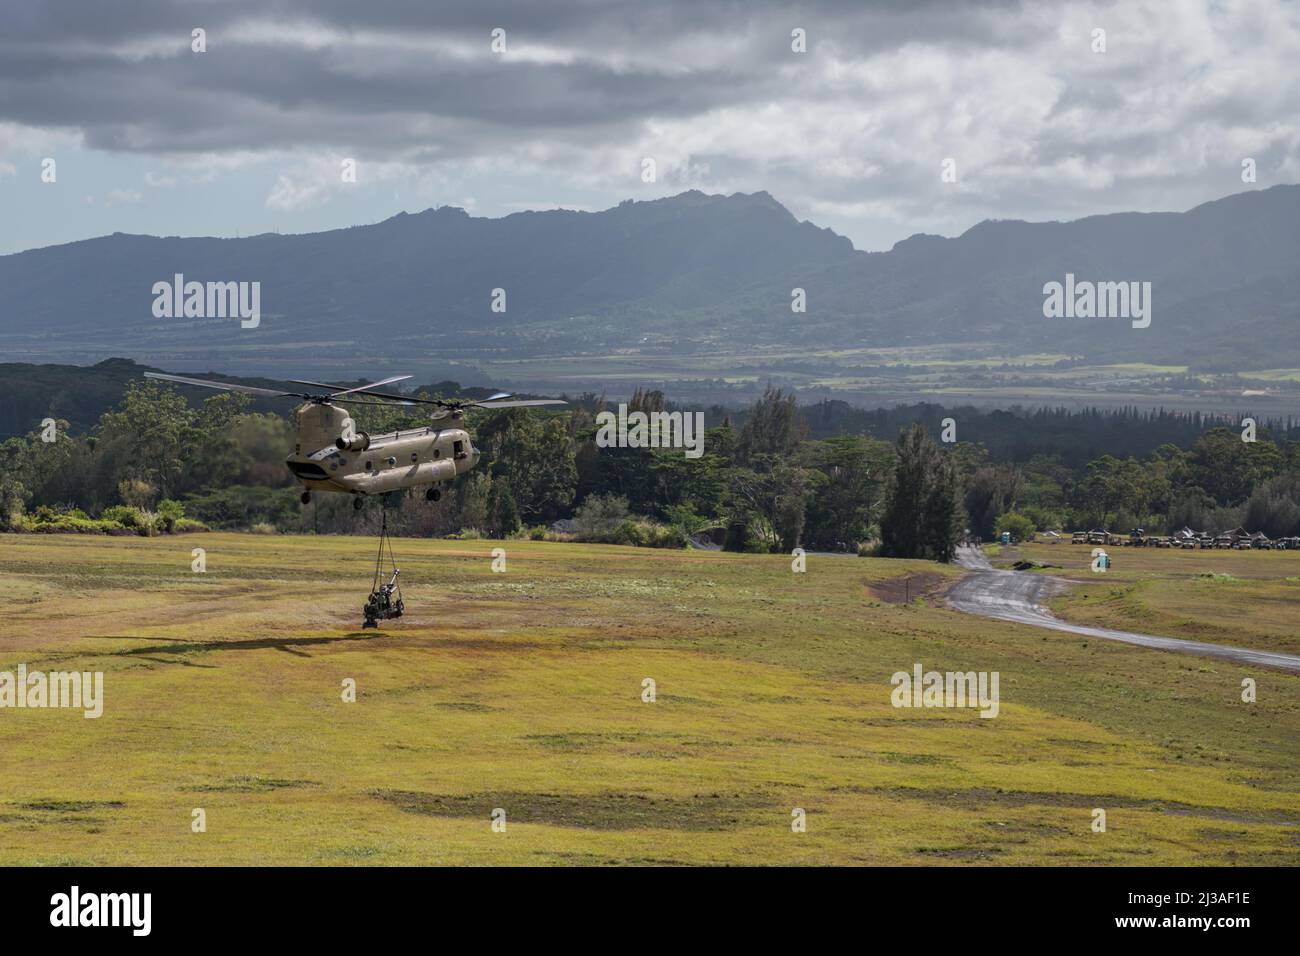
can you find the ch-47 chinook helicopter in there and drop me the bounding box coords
[143,371,566,509]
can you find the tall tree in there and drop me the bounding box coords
[735,386,803,465]
[96,382,194,502]
[880,424,963,561]
[963,463,1021,540]
[922,452,966,562]
[475,410,577,522]
[803,435,892,551]
[1188,427,1283,506]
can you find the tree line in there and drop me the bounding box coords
[7,379,1300,558]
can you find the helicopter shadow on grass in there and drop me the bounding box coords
[34,632,386,669]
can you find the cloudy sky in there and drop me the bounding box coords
[1,0,1297,255]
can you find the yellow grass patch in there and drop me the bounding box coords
[0,533,1296,865]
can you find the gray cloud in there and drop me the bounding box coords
[1,0,1297,250]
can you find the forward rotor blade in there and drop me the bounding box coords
[471,399,568,409]
[331,375,413,397]
[289,381,449,405]
[285,378,357,391]
[349,390,557,409]
[286,375,413,398]
[327,396,416,407]
[145,371,302,399]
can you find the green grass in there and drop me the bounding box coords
[0,532,1296,865]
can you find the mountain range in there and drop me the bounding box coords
[1,185,1297,375]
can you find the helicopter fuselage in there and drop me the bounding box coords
[284,402,479,498]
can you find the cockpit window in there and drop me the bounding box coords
[287,461,328,480]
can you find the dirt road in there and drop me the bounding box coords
[947,546,1300,672]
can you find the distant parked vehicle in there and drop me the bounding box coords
[1215,526,1250,549]
[1066,527,1264,551]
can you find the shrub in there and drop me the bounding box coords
[644,522,689,549]
[995,511,1037,543]
[117,478,157,510]
[184,486,299,530]
[19,505,140,535]
[22,514,123,534]
[662,503,717,537]
[609,518,646,547]
[604,517,687,549]
[1019,504,1063,533]
[723,515,767,553]
[102,504,143,528]
[1,503,24,532]
[573,494,629,537]
[156,498,185,532]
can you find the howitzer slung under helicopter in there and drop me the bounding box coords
[363,503,403,629]
[143,372,566,509]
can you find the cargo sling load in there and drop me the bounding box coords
[143,371,566,628]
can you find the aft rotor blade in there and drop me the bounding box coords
[145,371,303,399]
[472,399,568,409]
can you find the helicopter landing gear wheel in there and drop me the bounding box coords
[301,491,311,504]
[426,486,441,502]
[353,496,364,511]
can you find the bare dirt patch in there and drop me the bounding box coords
[372,789,771,831]
[867,571,948,605]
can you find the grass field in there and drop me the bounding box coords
[0,532,1297,865]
